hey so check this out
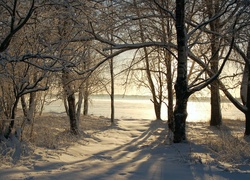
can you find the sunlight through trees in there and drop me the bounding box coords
[0,0,249,144]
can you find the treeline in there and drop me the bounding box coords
[0,0,249,143]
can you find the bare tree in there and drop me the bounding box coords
[0,61,49,138]
[0,0,84,138]
[133,0,163,120]
[205,0,223,126]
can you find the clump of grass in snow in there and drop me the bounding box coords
[21,114,110,149]
[207,131,250,165]
[0,134,34,166]
[187,120,250,168]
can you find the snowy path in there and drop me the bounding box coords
[0,119,250,180]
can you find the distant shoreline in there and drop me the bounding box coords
[90,94,241,103]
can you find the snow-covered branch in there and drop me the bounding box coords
[0,0,35,52]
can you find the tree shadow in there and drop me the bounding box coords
[1,119,177,179]
[2,119,249,180]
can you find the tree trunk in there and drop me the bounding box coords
[5,97,19,138]
[67,93,78,135]
[83,89,89,115]
[109,58,115,124]
[244,40,250,135]
[245,64,250,135]
[206,0,222,126]
[28,91,36,122]
[210,81,222,126]
[109,0,115,124]
[153,99,161,120]
[241,65,248,105]
[77,89,83,124]
[166,52,174,131]
[28,93,37,141]
[63,95,69,116]
[83,80,89,116]
[134,0,162,120]
[21,92,36,124]
[173,95,188,142]
[83,47,90,116]
[174,0,189,143]
[145,47,161,120]
[21,95,29,121]
[62,71,79,135]
[159,0,174,128]
[209,31,222,126]
[38,91,47,116]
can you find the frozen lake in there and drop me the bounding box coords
[43,95,245,122]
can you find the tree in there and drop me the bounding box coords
[186,0,250,136]
[205,0,223,126]
[108,0,115,124]
[82,0,237,143]
[0,61,49,138]
[133,0,163,120]
[231,0,250,136]
[0,0,82,137]
[222,0,250,135]
[159,0,175,129]
[242,40,250,135]
[45,1,91,135]
[173,0,189,142]
[173,0,238,142]
[0,0,50,138]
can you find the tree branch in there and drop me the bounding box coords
[188,34,235,95]
[0,0,35,52]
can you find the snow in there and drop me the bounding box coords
[0,115,250,180]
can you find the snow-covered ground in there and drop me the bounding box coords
[0,115,250,180]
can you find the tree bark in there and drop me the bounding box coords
[63,95,69,116]
[241,65,248,106]
[28,91,36,122]
[21,95,29,121]
[83,47,91,116]
[174,0,189,143]
[206,0,222,126]
[209,30,222,126]
[109,0,115,124]
[245,63,250,135]
[83,85,89,115]
[67,93,78,135]
[109,58,115,124]
[62,71,79,135]
[5,97,19,138]
[77,89,83,124]
[244,40,250,135]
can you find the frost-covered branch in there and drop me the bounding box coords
[187,0,237,39]
[1,53,76,72]
[188,35,235,95]
[0,0,35,52]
